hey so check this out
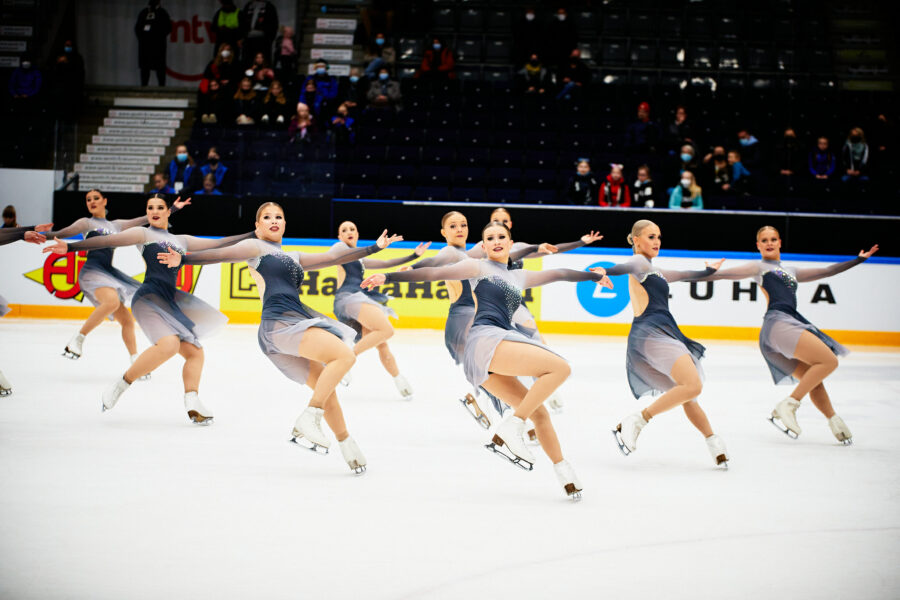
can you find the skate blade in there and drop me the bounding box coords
[0,389,11,397]
[768,416,799,439]
[188,412,214,426]
[62,348,81,360]
[460,395,491,429]
[715,455,729,469]
[289,436,330,455]
[484,441,533,471]
[564,483,583,502]
[138,373,151,381]
[837,437,853,446]
[348,462,367,475]
[399,392,414,401]
[612,427,633,456]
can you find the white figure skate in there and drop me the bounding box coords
[340,370,352,387]
[546,393,564,413]
[0,369,12,396]
[394,374,413,400]
[613,412,648,456]
[339,436,367,474]
[290,407,330,454]
[523,427,539,446]
[485,416,535,470]
[184,391,214,425]
[770,397,801,439]
[102,378,130,412]
[63,332,84,359]
[460,393,491,429]
[131,354,151,381]
[705,434,729,468]
[553,460,583,501]
[828,415,852,445]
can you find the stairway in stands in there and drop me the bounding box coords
[301,3,362,78]
[74,97,189,193]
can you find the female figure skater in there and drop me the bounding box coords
[159,202,402,472]
[331,220,429,399]
[43,194,249,425]
[0,294,11,396]
[362,221,612,500]
[23,189,189,365]
[483,207,604,411]
[697,226,878,443]
[604,220,730,467]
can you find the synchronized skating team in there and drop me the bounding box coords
[0,191,878,499]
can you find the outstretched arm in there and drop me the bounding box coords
[694,261,761,281]
[161,238,263,267]
[361,241,431,269]
[34,217,92,241]
[604,256,645,277]
[179,231,256,252]
[298,230,403,271]
[794,245,877,282]
[522,267,612,289]
[659,263,721,283]
[361,259,482,289]
[42,227,148,254]
[112,197,189,230]
[410,246,465,269]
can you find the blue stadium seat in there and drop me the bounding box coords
[385,146,419,164]
[387,128,424,146]
[491,149,521,168]
[419,165,452,186]
[523,150,557,169]
[454,166,487,186]
[421,147,455,165]
[522,189,557,205]
[240,179,270,198]
[486,187,522,204]
[449,187,485,203]
[380,165,419,186]
[490,167,522,187]
[522,169,557,189]
[413,186,449,201]
[377,185,413,200]
[458,8,484,32]
[339,183,371,199]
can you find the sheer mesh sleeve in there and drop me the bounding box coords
[522,268,604,288]
[182,239,264,265]
[297,243,380,271]
[658,266,718,283]
[66,227,148,251]
[411,246,464,269]
[553,239,588,253]
[0,225,37,246]
[111,202,182,230]
[384,259,482,283]
[794,257,865,282]
[361,251,420,269]
[693,262,761,281]
[42,217,92,240]
[604,256,646,276]
[508,244,542,262]
[179,231,256,251]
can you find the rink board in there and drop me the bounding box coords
[2,238,898,345]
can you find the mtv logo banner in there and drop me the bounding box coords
[77,0,296,88]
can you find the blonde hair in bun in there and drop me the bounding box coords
[627,219,656,252]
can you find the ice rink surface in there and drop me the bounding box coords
[1,319,898,600]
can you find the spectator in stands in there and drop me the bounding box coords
[150,172,176,195]
[517,53,549,95]
[624,102,659,154]
[195,173,224,196]
[197,78,230,124]
[364,32,395,79]
[808,136,837,195]
[200,147,230,193]
[47,40,85,121]
[841,127,870,188]
[673,143,700,182]
[512,7,541,66]
[2,205,18,228]
[337,67,368,115]
[736,128,762,170]
[167,144,198,194]
[203,43,240,94]
[728,150,752,195]
[301,60,339,115]
[232,76,259,125]
[555,48,589,102]
[272,25,298,85]
[360,0,395,40]
[241,0,279,63]
[367,67,402,111]
[329,103,356,146]
[288,102,315,144]
[869,113,894,179]
[247,52,275,90]
[664,105,695,155]
[212,0,243,56]
[134,0,172,87]
[775,128,804,194]
[633,165,657,208]
[598,164,632,207]
[546,7,577,69]
[259,80,292,128]
[562,159,600,205]
[416,37,456,81]
[709,149,732,194]
[669,171,703,209]
[8,58,41,116]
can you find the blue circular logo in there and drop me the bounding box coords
[576,261,631,317]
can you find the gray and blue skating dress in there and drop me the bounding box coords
[384,258,604,390]
[0,294,9,317]
[605,255,715,399]
[181,238,384,384]
[65,226,251,347]
[701,257,865,384]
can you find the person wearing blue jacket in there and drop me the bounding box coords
[728,150,752,194]
[300,60,338,115]
[167,144,198,194]
[199,146,230,192]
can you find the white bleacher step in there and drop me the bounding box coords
[92,135,172,146]
[78,182,145,193]
[78,173,150,184]
[75,163,155,174]
[315,18,357,31]
[109,109,185,119]
[113,98,189,109]
[104,117,181,128]
[311,48,353,62]
[307,63,350,76]
[79,153,160,165]
[87,144,165,156]
[98,126,176,137]
[312,33,353,46]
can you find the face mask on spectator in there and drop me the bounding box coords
[714,152,726,160]
[525,12,535,21]
[680,153,693,163]
[208,156,219,164]
[349,75,359,83]
[64,46,73,53]
[849,134,861,143]
[433,43,441,50]
[375,38,385,46]
[739,138,751,146]
[557,14,566,21]
[316,68,326,75]
[22,61,31,69]
[221,50,231,59]
[379,72,389,81]
[680,178,691,187]
[176,153,188,162]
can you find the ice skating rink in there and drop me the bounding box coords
[1,319,898,600]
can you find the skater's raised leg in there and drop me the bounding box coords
[353,304,394,356]
[486,341,571,424]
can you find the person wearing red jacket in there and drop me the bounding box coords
[416,37,456,80]
[598,164,632,206]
